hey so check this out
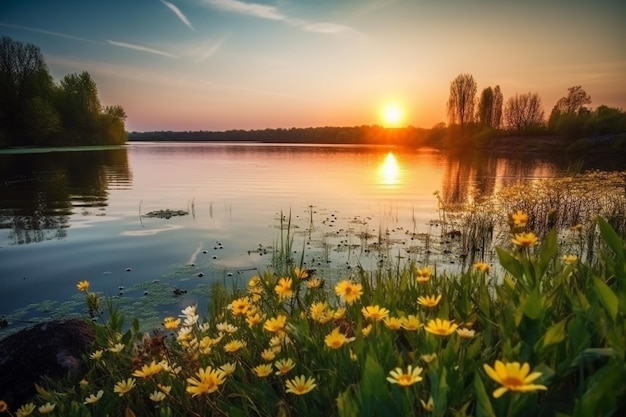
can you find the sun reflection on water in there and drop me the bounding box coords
[379,152,400,186]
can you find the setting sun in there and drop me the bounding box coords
[382,104,404,127]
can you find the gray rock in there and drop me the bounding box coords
[0,319,95,406]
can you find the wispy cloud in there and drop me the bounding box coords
[107,40,179,58]
[161,0,195,31]
[202,0,356,34]
[195,36,227,62]
[0,23,101,44]
[207,0,285,21]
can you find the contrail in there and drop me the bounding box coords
[107,40,179,58]
[161,0,195,31]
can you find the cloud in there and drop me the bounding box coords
[107,40,179,58]
[202,0,356,34]
[195,37,227,62]
[206,0,285,20]
[301,22,354,34]
[0,23,101,44]
[161,0,195,31]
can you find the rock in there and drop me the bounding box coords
[0,319,95,406]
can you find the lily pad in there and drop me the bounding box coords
[143,209,189,219]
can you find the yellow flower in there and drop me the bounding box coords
[307,278,322,289]
[324,327,353,349]
[132,360,163,378]
[186,366,227,396]
[0,401,7,413]
[246,312,265,328]
[456,328,476,338]
[424,318,458,336]
[150,390,167,402]
[483,360,547,398]
[415,266,433,283]
[511,210,528,227]
[512,232,539,248]
[79,379,89,388]
[158,384,172,394]
[38,402,56,414]
[113,378,136,396]
[386,365,424,386]
[420,396,435,412]
[89,350,103,360]
[383,316,402,330]
[362,324,373,337]
[333,307,346,319]
[294,267,309,279]
[16,403,35,417]
[362,305,390,321]
[220,362,237,376]
[230,296,251,316]
[253,364,273,377]
[417,294,442,308]
[400,315,420,331]
[309,302,328,319]
[84,390,104,405]
[334,280,364,304]
[274,277,293,300]
[224,339,246,353]
[76,280,90,292]
[249,275,261,287]
[562,254,578,264]
[163,316,181,330]
[421,353,438,363]
[108,343,125,353]
[274,358,296,375]
[264,315,287,333]
[473,262,490,273]
[285,375,317,395]
[262,348,278,362]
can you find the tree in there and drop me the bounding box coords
[0,36,56,145]
[551,86,591,116]
[477,87,494,127]
[492,85,503,129]
[504,92,545,132]
[477,85,504,129]
[447,73,477,126]
[57,71,102,144]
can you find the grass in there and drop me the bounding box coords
[2,207,625,417]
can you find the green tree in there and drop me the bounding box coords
[549,86,593,139]
[477,87,494,127]
[504,92,545,132]
[57,71,102,144]
[0,36,56,146]
[446,73,477,126]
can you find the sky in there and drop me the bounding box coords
[1,0,625,132]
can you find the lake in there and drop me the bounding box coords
[1,142,623,335]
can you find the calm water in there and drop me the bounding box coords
[0,142,619,334]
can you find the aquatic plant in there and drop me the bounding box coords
[1,214,625,417]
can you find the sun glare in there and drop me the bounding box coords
[380,152,400,186]
[382,104,403,127]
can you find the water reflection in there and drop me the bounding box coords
[379,152,400,186]
[0,148,131,245]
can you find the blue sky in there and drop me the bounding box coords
[1,0,625,132]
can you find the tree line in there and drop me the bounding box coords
[446,73,626,140]
[0,36,127,148]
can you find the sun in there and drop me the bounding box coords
[382,103,404,127]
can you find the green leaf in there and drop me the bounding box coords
[497,247,524,280]
[473,373,497,417]
[597,217,625,259]
[593,276,618,321]
[542,318,567,348]
[336,389,359,417]
[538,228,558,275]
[523,289,543,320]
